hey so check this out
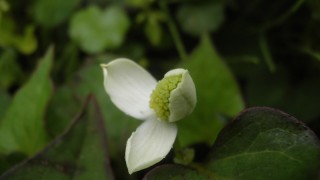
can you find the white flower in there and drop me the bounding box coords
[101,58,196,174]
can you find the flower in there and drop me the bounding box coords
[101,58,196,174]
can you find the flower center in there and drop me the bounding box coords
[149,74,182,121]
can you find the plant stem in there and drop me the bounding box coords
[259,32,276,72]
[264,0,305,29]
[159,1,187,61]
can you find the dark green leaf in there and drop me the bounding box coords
[69,5,130,54]
[0,96,114,180]
[0,47,53,155]
[206,107,320,180]
[178,35,244,147]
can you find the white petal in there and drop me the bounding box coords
[125,118,177,174]
[101,58,157,120]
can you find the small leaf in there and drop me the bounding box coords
[178,34,244,147]
[69,5,130,54]
[0,47,53,155]
[177,2,224,36]
[206,107,320,179]
[0,95,115,179]
[13,25,38,55]
[0,18,37,54]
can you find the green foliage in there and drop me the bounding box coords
[1,0,320,179]
[146,107,320,179]
[0,48,53,155]
[69,5,130,54]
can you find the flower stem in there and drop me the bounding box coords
[159,1,187,61]
[259,32,276,72]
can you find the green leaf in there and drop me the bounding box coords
[178,34,244,147]
[206,107,320,179]
[177,2,224,36]
[69,5,130,54]
[0,47,53,155]
[146,107,320,180]
[0,96,114,179]
[33,0,80,27]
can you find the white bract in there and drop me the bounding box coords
[101,58,196,174]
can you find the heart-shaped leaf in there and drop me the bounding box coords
[69,5,130,54]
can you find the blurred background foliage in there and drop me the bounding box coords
[0,0,320,179]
